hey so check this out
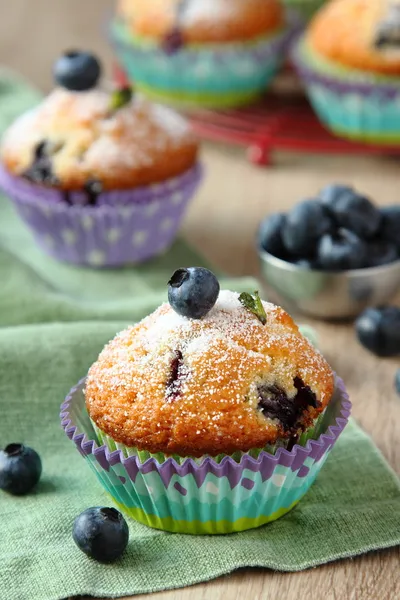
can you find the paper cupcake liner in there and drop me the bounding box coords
[60,376,351,534]
[0,163,202,267]
[292,38,400,143]
[110,19,295,109]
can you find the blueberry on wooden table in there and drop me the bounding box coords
[355,306,400,357]
[73,507,129,563]
[0,443,42,495]
[168,267,220,319]
[53,50,101,91]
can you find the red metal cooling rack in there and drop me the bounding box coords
[188,94,400,166]
[113,63,400,166]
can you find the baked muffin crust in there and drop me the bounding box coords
[1,89,198,190]
[308,0,400,75]
[117,0,285,44]
[86,291,334,457]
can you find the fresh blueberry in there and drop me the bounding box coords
[53,51,101,91]
[355,306,400,357]
[395,369,400,395]
[321,188,381,239]
[168,267,220,319]
[367,240,398,267]
[380,206,400,250]
[162,28,185,54]
[282,199,333,256]
[0,444,42,495]
[73,507,129,563]
[317,228,368,270]
[257,213,287,258]
[319,183,354,208]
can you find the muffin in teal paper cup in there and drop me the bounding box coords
[110,0,293,109]
[61,268,351,534]
[0,51,201,267]
[292,0,400,144]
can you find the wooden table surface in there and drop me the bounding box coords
[0,2,398,599]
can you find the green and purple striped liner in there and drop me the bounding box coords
[60,375,351,534]
[292,37,400,143]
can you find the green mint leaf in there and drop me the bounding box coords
[239,291,267,325]
[252,291,267,325]
[109,87,133,111]
[239,292,256,311]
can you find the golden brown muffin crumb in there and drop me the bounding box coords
[117,0,284,44]
[308,0,400,75]
[1,89,198,190]
[86,291,334,457]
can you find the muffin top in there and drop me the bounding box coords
[117,0,285,44]
[1,88,198,191]
[86,290,334,457]
[308,0,400,75]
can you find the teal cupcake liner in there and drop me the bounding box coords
[61,376,350,534]
[292,37,400,143]
[110,19,295,109]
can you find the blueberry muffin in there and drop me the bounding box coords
[111,0,293,108]
[86,272,334,457]
[63,268,350,533]
[293,0,400,143]
[0,51,201,266]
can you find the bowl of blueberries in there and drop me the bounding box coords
[257,184,400,319]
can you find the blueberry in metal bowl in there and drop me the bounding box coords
[257,186,400,319]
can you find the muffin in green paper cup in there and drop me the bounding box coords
[61,268,351,534]
[292,0,400,144]
[110,0,294,109]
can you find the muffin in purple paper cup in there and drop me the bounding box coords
[61,275,351,534]
[0,51,201,267]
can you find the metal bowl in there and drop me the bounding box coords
[258,248,400,320]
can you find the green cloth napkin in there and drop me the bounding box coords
[0,73,399,600]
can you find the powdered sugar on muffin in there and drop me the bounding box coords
[1,88,198,190]
[86,291,334,457]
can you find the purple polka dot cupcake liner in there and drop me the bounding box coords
[0,163,202,267]
[60,375,351,534]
